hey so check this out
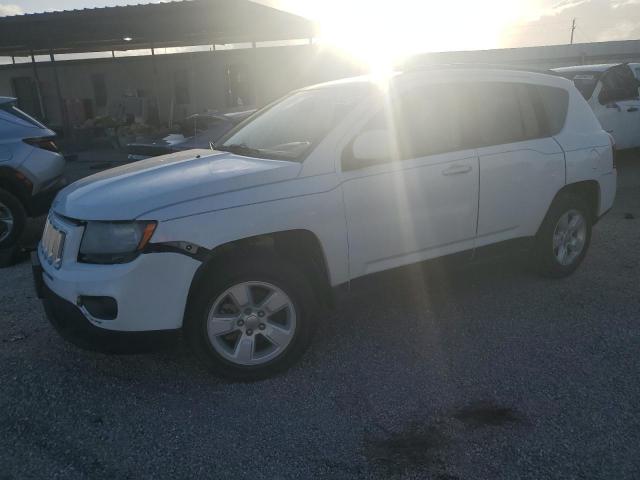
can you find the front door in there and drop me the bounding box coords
[340,83,479,279]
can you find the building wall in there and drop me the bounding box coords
[5,38,640,132]
[0,44,363,129]
[406,39,640,70]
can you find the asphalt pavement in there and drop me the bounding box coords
[0,154,638,479]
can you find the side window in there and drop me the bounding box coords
[346,83,466,169]
[473,83,526,146]
[470,82,566,146]
[394,84,465,158]
[514,84,541,140]
[536,85,569,136]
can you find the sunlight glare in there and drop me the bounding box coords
[305,0,539,74]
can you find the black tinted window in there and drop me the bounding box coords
[472,83,526,146]
[536,85,569,136]
[515,84,542,139]
[393,84,465,158]
[470,82,566,146]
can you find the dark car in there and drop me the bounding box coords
[126,110,254,160]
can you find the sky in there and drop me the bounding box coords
[1,0,640,56]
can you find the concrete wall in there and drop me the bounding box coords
[406,39,640,70]
[0,44,363,129]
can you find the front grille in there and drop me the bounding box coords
[41,216,66,268]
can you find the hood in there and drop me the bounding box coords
[52,149,302,220]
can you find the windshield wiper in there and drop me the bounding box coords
[214,143,267,158]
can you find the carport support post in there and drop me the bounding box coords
[49,50,71,142]
[29,51,46,122]
[151,45,161,126]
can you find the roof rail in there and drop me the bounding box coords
[402,62,561,77]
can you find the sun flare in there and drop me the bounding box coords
[275,0,545,75]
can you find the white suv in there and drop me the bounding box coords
[33,68,617,380]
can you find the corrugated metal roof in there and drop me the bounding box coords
[1,0,186,18]
[0,0,317,56]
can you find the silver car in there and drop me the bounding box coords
[0,97,65,250]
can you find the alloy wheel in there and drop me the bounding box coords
[0,201,14,243]
[552,209,587,266]
[206,281,297,366]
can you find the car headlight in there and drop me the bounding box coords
[79,221,157,264]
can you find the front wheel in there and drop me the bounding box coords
[184,254,316,380]
[0,189,26,250]
[533,194,592,278]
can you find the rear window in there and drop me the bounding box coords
[555,72,600,100]
[0,103,46,129]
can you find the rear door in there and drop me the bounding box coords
[472,82,566,246]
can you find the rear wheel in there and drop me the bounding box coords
[533,194,592,278]
[185,254,316,380]
[0,189,26,250]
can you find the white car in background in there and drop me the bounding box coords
[34,67,616,380]
[0,97,65,252]
[553,63,640,149]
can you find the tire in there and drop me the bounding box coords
[184,252,317,381]
[533,193,592,278]
[0,189,27,250]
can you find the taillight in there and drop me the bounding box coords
[607,133,617,169]
[23,137,59,153]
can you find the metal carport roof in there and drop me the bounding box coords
[0,0,317,57]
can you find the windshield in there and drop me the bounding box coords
[216,86,368,162]
[556,71,601,100]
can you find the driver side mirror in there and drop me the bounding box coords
[342,129,393,171]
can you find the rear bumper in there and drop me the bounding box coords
[32,252,179,353]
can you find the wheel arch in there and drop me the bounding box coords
[551,180,600,223]
[184,229,334,323]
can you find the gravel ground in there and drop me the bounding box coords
[0,155,639,479]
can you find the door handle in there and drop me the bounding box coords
[627,107,638,112]
[442,165,472,176]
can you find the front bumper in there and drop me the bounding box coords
[33,252,181,353]
[35,214,201,333]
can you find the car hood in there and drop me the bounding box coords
[52,149,302,220]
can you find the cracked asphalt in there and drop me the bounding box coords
[0,154,639,479]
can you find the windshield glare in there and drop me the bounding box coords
[218,86,367,162]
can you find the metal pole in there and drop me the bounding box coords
[49,51,70,141]
[30,51,46,121]
[151,44,161,125]
[570,18,576,45]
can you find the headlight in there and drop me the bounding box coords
[79,221,157,264]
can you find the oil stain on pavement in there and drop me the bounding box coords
[364,401,527,477]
